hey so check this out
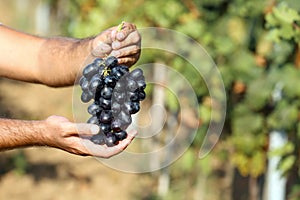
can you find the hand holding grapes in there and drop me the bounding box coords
[41,115,137,158]
[91,22,141,67]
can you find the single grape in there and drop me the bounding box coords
[124,101,140,114]
[114,81,125,92]
[100,85,113,99]
[88,103,101,115]
[136,79,146,90]
[114,130,127,141]
[93,58,105,67]
[99,123,111,134]
[99,110,113,123]
[111,102,121,115]
[126,78,138,92]
[80,78,89,91]
[81,90,93,103]
[99,97,111,110]
[138,90,146,101]
[91,133,105,145]
[79,76,86,86]
[129,68,143,79]
[105,133,118,147]
[127,91,139,102]
[87,116,99,124]
[119,65,129,73]
[118,111,132,126]
[104,75,117,88]
[130,102,140,114]
[111,67,124,80]
[111,119,122,132]
[113,92,126,103]
[89,76,103,94]
[83,63,98,79]
[105,56,118,69]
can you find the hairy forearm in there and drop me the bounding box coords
[0,118,46,151]
[37,36,93,87]
[0,25,93,87]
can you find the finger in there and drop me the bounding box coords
[64,123,99,136]
[110,45,140,58]
[116,22,137,41]
[117,54,140,67]
[92,41,112,57]
[112,31,141,49]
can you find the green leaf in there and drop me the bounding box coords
[273,3,300,24]
[278,155,296,175]
[269,142,295,157]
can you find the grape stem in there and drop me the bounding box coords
[117,21,125,32]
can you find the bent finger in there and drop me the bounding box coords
[112,31,141,50]
[117,54,141,67]
[110,45,140,58]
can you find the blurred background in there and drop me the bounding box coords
[1,0,300,200]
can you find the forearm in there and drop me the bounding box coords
[0,25,93,87]
[37,36,93,87]
[0,118,46,151]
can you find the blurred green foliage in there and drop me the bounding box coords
[46,0,300,198]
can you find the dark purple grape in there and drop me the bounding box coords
[83,63,98,79]
[104,75,117,87]
[81,90,93,103]
[114,130,127,141]
[79,76,86,86]
[136,80,146,90]
[91,133,105,145]
[138,90,146,101]
[127,91,139,102]
[99,123,111,133]
[111,102,121,115]
[105,133,118,147]
[89,76,103,94]
[114,81,125,92]
[99,97,111,110]
[105,56,118,69]
[80,78,89,91]
[127,78,138,92]
[119,65,129,73]
[113,92,126,103]
[124,101,140,114]
[88,103,101,115]
[93,58,105,67]
[129,68,143,79]
[118,111,132,126]
[130,102,140,114]
[87,116,99,124]
[111,67,125,80]
[111,119,122,132]
[99,110,113,123]
[101,86,113,99]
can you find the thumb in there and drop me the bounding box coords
[64,123,100,136]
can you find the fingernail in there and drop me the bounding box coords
[90,125,100,135]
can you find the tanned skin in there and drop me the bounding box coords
[0,22,141,158]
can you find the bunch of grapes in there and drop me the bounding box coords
[79,56,146,147]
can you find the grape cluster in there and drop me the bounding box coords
[79,56,146,147]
